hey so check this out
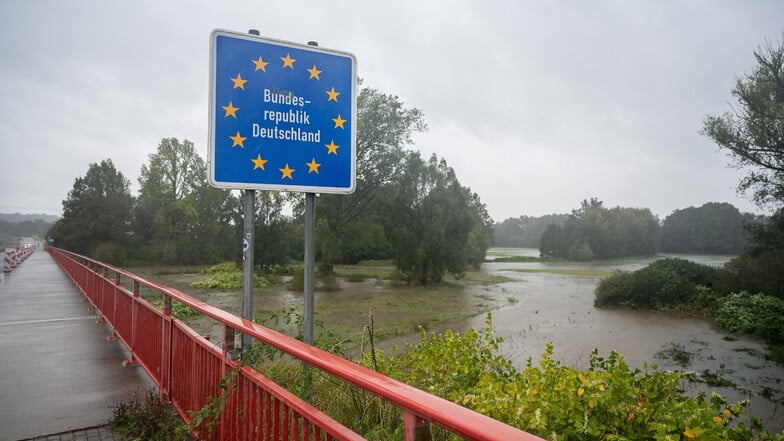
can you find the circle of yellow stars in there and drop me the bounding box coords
[222,51,347,181]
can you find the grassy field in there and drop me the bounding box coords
[130,264,517,348]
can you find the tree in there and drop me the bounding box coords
[254,191,298,268]
[539,223,565,258]
[135,137,233,264]
[493,214,569,248]
[660,202,748,254]
[703,35,784,300]
[49,159,133,260]
[387,153,479,284]
[316,86,427,272]
[702,34,784,208]
[135,138,205,244]
[538,199,660,260]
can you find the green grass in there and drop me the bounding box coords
[132,262,516,348]
[504,268,613,277]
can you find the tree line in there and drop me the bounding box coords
[494,201,757,259]
[0,218,53,240]
[48,86,492,284]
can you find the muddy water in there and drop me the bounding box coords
[454,250,783,431]
[176,250,784,430]
[379,250,782,430]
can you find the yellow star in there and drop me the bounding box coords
[281,53,296,69]
[222,101,239,118]
[279,163,295,179]
[307,64,322,80]
[306,158,321,174]
[325,87,340,102]
[332,114,347,129]
[324,140,340,155]
[229,131,246,148]
[230,73,247,90]
[252,56,269,72]
[251,154,268,170]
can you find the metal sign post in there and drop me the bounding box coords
[208,29,356,352]
[241,188,255,351]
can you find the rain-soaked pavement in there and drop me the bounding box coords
[0,251,148,440]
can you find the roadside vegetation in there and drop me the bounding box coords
[109,388,190,441]
[242,314,783,440]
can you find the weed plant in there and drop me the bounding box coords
[109,388,190,441]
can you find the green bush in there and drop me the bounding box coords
[469,343,765,441]
[717,292,784,343]
[148,298,199,320]
[191,269,269,290]
[595,258,720,308]
[91,241,128,266]
[288,267,341,292]
[717,250,784,300]
[257,316,782,440]
[203,261,241,274]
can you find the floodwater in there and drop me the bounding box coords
[450,249,783,431]
[174,249,784,431]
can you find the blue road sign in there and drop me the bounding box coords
[208,30,357,193]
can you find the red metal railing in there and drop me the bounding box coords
[49,248,542,441]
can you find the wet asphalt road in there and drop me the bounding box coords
[0,251,148,440]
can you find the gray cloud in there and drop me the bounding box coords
[0,0,780,220]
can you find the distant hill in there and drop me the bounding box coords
[0,213,56,239]
[0,212,59,223]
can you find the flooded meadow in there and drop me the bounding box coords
[153,248,784,431]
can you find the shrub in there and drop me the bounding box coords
[191,269,269,290]
[91,241,128,266]
[595,258,720,308]
[716,250,784,300]
[288,267,341,292]
[203,261,240,274]
[717,292,784,343]
[148,298,199,320]
[469,343,761,441]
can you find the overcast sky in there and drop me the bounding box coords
[1,1,781,221]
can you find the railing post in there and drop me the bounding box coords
[123,280,140,366]
[221,324,236,441]
[161,294,172,398]
[97,266,108,322]
[404,412,431,441]
[107,271,121,340]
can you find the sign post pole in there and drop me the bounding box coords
[302,40,319,348]
[304,192,315,346]
[241,188,255,352]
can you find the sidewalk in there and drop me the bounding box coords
[0,251,148,440]
[21,425,125,441]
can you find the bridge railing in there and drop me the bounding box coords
[49,247,542,441]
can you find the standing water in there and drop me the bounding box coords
[468,249,783,431]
